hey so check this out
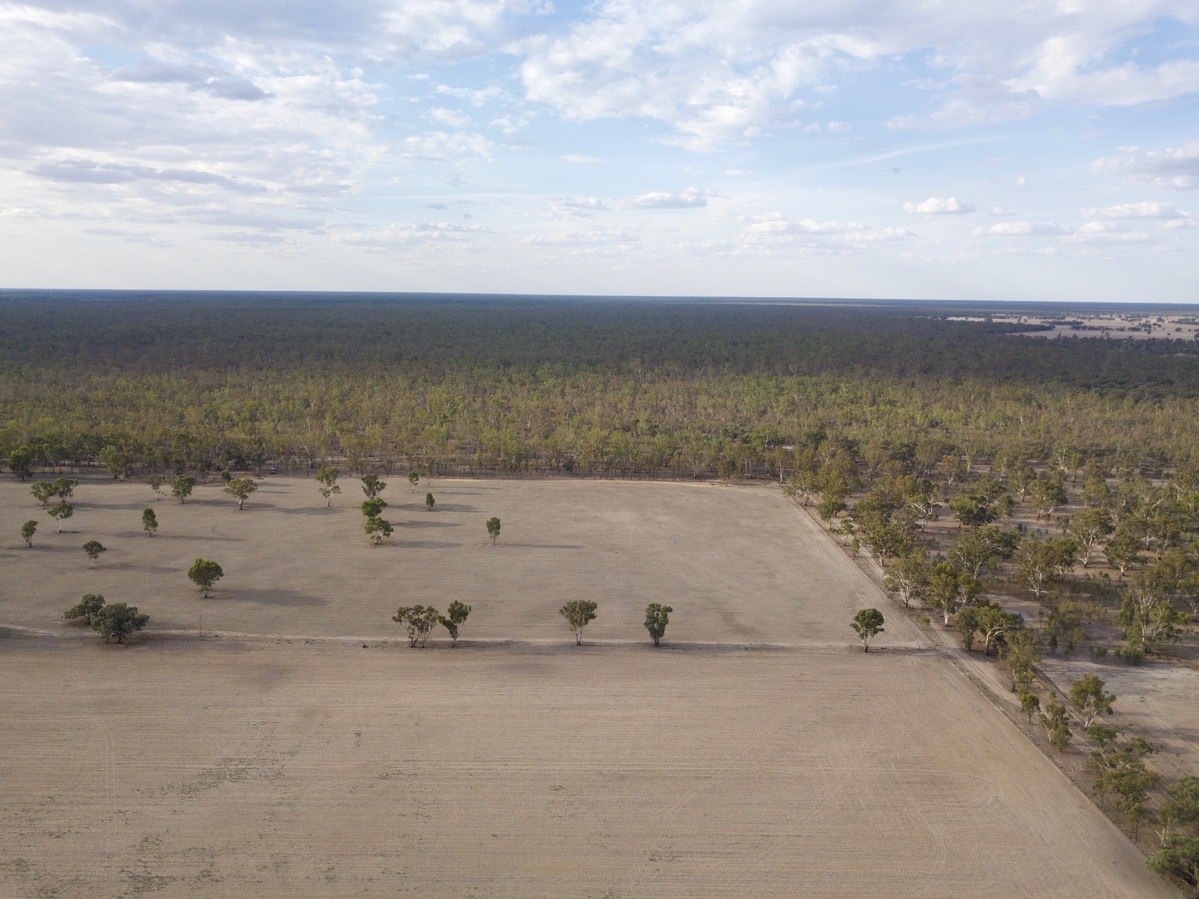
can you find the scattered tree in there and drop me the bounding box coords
[20,519,37,547]
[408,470,420,492]
[91,602,149,644]
[145,474,166,500]
[64,593,106,625]
[486,516,501,545]
[316,466,341,506]
[82,540,107,568]
[142,507,158,536]
[644,603,673,646]
[1013,535,1076,600]
[224,476,257,510]
[560,599,598,645]
[851,608,885,651]
[1071,674,1116,729]
[393,605,441,647]
[361,497,387,518]
[973,602,1024,657]
[1039,697,1073,752]
[440,600,471,645]
[188,558,224,597]
[364,516,393,545]
[48,500,73,532]
[30,480,56,506]
[425,492,435,511]
[1148,838,1199,897]
[884,550,930,608]
[172,474,196,504]
[361,474,386,499]
[1069,507,1114,568]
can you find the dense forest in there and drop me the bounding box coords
[2,291,1199,480]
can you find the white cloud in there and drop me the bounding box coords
[624,189,721,209]
[548,197,607,219]
[1093,142,1199,191]
[1063,222,1155,244]
[990,206,1015,216]
[398,131,494,161]
[738,212,910,253]
[335,221,485,250]
[972,222,1069,236]
[903,197,974,215]
[1080,201,1191,220]
[428,107,473,128]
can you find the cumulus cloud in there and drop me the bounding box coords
[739,212,910,253]
[972,221,1069,237]
[903,197,975,215]
[519,227,642,256]
[1093,142,1199,191]
[548,197,607,219]
[1081,201,1181,219]
[624,189,721,210]
[335,221,485,250]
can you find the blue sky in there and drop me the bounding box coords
[2,0,1198,301]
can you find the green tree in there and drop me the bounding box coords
[224,477,257,510]
[644,603,673,646]
[851,608,885,652]
[1028,474,1069,520]
[316,466,341,507]
[393,605,441,647]
[425,492,435,511]
[64,593,106,625]
[361,497,387,518]
[8,446,34,480]
[973,602,1024,656]
[1013,535,1076,600]
[440,600,471,645]
[1039,698,1073,752]
[885,550,930,609]
[560,599,598,645]
[188,558,224,597]
[172,474,196,504]
[1104,523,1144,577]
[82,540,107,568]
[486,516,501,545]
[51,476,79,500]
[361,474,386,499]
[1148,838,1199,897]
[145,473,166,500]
[142,507,158,536]
[1069,507,1114,568]
[364,516,393,545]
[99,445,134,480]
[30,480,56,507]
[408,470,420,493]
[20,519,37,547]
[1157,776,1199,848]
[927,560,981,625]
[1071,674,1116,728]
[48,500,73,532]
[92,602,149,644]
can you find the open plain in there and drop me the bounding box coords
[0,476,1178,896]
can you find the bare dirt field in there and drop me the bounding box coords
[0,476,1179,897]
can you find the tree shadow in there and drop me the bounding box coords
[398,540,465,549]
[397,519,461,529]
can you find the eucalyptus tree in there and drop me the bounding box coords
[560,600,598,645]
[92,602,149,644]
[316,466,341,506]
[20,519,37,547]
[82,540,107,568]
[851,608,885,652]
[644,603,673,646]
[224,477,257,510]
[172,475,196,503]
[142,507,158,536]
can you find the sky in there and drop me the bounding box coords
[2,1,1198,302]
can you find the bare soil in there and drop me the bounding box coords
[0,476,1180,896]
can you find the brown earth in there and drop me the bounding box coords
[0,476,1180,896]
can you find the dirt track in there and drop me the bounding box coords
[0,476,1178,896]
